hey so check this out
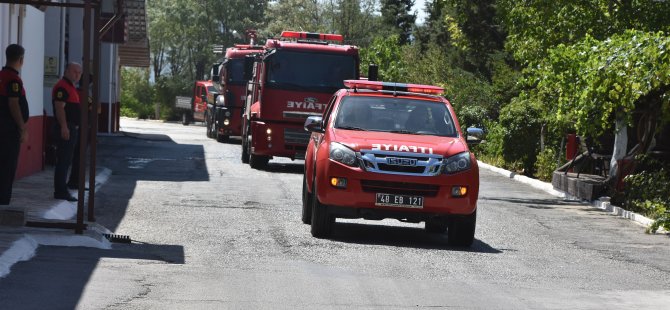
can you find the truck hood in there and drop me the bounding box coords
[332,129,467,157]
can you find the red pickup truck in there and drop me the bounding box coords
[175,80,216,125]
[302,80,480,246]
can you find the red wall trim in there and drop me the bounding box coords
[15,115,45,180]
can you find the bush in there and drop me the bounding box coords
[535,148,557,182]
[623,155,670,232]
[496,97,543,175]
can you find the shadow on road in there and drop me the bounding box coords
[0,244,184,309]
[263,162,304,174]
[329,222,502,253]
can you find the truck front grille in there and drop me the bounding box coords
[284,128,310,145]
[359,150,443,176]
[361,180,440,197]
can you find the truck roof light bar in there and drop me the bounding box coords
[280,31,344,43]
[343,80,444,95]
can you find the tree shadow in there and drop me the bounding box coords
[328,222,503,253]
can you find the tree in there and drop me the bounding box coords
[380,0,416,45]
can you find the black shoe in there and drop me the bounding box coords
[54,193,78,202]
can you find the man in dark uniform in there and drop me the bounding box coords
[0,44,29,205]
[52,62,82,201]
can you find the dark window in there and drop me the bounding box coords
[227,59,247,85]
[265,50,357,93]
[334,96,457,137]
[207,86,217,93]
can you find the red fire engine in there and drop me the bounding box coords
[208,32,264,142]
[302,80,480,246]
[241,31,360,168]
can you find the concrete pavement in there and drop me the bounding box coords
[0,165,113,278]
[1,156,666,279]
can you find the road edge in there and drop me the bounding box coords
[477,160,666,233]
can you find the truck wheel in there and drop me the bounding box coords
[206,117,213,138]
[425,218,447,233]
[310,182,334,238]
[447,210,476,247]
[241,134,250,164]
[182,113,190,126]
[216,133,230,143]
[249,153,269,169]
[301,175,312,224]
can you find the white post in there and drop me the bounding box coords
[609,116,628,179]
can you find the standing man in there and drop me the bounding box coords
[52,62,82,201]
[0,44,29,205]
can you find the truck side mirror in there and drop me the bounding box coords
[466,127,485,145]
[211,64,221,83]
[304,116,324,133]
[243,56,255,81]
[368,64,378,81]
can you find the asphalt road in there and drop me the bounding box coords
[1,118,669,309]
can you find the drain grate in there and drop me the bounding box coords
[103,234,132,243]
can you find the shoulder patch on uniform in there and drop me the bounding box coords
[57,91,64,99]
[11,82,19,92]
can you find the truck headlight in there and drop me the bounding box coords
[329,142,358,167]
[442,152,471,174]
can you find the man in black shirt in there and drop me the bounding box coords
[0,44,29,205]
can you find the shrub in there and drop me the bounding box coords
[623,155,670,232]
[535,148,557,182]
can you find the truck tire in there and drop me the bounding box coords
[310,182,334,238]
[249,153,269,169]
[241,139,249,164]
[425,218,448,233]
[247,132,269,169]
[216,133,230,143]
[206,115,214,138]
[301,175,312,224]
[182,113,190,126]
[447,210,476,247]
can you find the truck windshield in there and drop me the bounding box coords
[334,96,458,137]
[226,59,246,85]
[265,50,357,93]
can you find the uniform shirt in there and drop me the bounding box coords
[0,66,29,133]
[52,77,81,126]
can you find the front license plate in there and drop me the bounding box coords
[375,193,424,209]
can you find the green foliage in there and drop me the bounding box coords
[531,31,670,138]
[623,155,670,231]
[120,68,154,119]
[380,0,416,45]
[360,35,408,82]
[499,0,670,67]
[496,96,544,175]
[534,148,559,182]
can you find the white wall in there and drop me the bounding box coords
[21,6,45,117]
[43,5,65,116]
[1,4,44,117]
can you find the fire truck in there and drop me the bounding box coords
[302,80,480,246]
[241,31,360,169]
[208,34,264,142]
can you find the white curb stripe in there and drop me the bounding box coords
[0,236,38,278]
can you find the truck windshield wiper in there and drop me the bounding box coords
[387,130,423,135]
[337,126,367,131]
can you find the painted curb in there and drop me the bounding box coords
[0,167,116,278]
[0,236,38,278]
[477,160,665,233]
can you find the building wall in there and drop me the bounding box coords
[1,4,46,179]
